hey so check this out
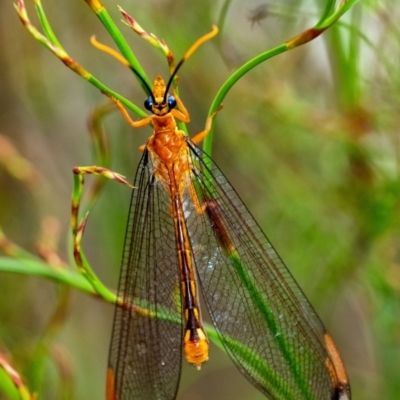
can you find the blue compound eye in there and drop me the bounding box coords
[144,97,153,111]
[167,95,177,109]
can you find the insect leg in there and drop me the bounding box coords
[171,94,190,123]
[103,93,153,128]
[191,105,223,144]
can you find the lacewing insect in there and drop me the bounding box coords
[15,1,350,397]
[93,27,351,400]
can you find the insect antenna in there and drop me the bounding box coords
[164,26,218,101]
[90,36,154,101]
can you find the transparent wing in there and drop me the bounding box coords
[108,150,183,400]
[185,140,340,400]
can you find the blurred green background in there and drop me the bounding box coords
[0,0,399,399]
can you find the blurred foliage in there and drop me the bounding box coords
[0,0,399,399]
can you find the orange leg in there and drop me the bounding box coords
[104,93,153,129]
[191,105,223,145]
[171,93,190,123]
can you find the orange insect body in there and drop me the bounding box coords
[146,83,188,187]
[148,77,210,368]
[113,74,211,369]
[147,119,189,189]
